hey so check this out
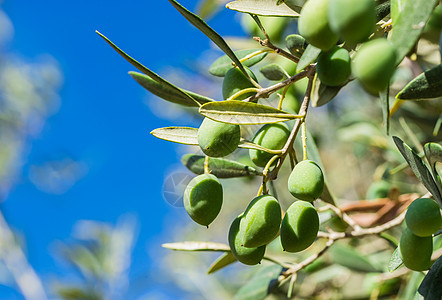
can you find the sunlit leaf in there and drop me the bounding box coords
[389,0,438,66]
[130,72,214,106]
[150,127,198,145]
[162,241,230,252]
[379,86,390,135]
[296,44,321,72]
[168,0,251,80]
[207,252,237,274]
[226,0,301,16]
[181,154,262,178]
[393,136,442,205]
[388,247,404,273]
[418,256,442,300]
[209,49,268,77]
[200,100,299,124]
[260,64,288,81]
[396,64,442,100]
[96,31,200,106]
[234,264,284,300]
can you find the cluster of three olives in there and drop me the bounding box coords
[399,197,442,271]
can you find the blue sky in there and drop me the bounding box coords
[0,1,246,298]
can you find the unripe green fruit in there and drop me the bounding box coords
[399,228,433,271]
[352,38,397,93]
[405,198,442,237]
[298,0,339,50]
[197,117,241,157]
[288,160,324,201]
[365,180,391,200]
[328,0,375,44]
[249,123,291,167]
[228,215,266,265]
[240,195,282,248]
[281,92,300,115]
[184,174,223,226]
[222,67,257,100]
[285,34,308,57]
[280,201,319,252]
[316,46,351,86]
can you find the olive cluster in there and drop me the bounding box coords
[399,198,441,271]
[298,0,396,92]
[184,106,325,264]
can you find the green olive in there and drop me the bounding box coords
[280,201,319,252]
[399,227,433,271]
[228,215,266,265]
[288,160,324,201]
[240,195,282,248]
[249,123,291,167]
[352,38,397,93]
[316,46,351,86]
[365,180,391,200]
[197,117,241,157]
[405,198,441,237]
[184,174,223,226]
[328,0,375,44]
[298,0,339,50]
[222,67,257,100]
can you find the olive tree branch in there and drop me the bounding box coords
[254,37,300,64]
[319,203,362,231]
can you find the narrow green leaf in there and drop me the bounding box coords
[150,127,198,145]
[285,34,308,57]
[424,142,442,199]
[162,241,230,252]
[388,247,404,273]
[396,64,442,100]
[375,1,391,22]
[181,154,262,178]
[129,72,214,106]
[379,86,390,135]
[311,77,346,107]
[207,252,237,274]
[296,44,321,72]
[418,255,442,300]
[389,0,438,66]
[200,101,299,125]
[329,245,382,273]
[209,49,268,77]
[260,64,289,81]
[96,31,200,106]
[167,0,250,80]
[393,136,442,205]
[234,264,284,300]
[226,0,301,16]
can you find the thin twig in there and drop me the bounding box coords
[254,37,300,63]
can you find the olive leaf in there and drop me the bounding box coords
[311,76,346,107]
[200,101,300,125]
[234,264,284,300]
[285,34,308,57]
[150,127,198,145]
[260,64,289,81]
[418,256,442,300]
[329,244,382,273]
[207,252,237,274]
[424,142,442,199]
[388,247,404,273]
[209,49,268,77]
[375,1,390,22]
[393,136,442,205]
[129,72,214,106]
[162,241,230,252]
[389,0,438,66]
[181,154,262,178]
[396,64,442,100]
[226,0,301,16]
[296,44,321,72]
[167,0,251,80]
[379,86,390,135]
[96,31,202,107]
